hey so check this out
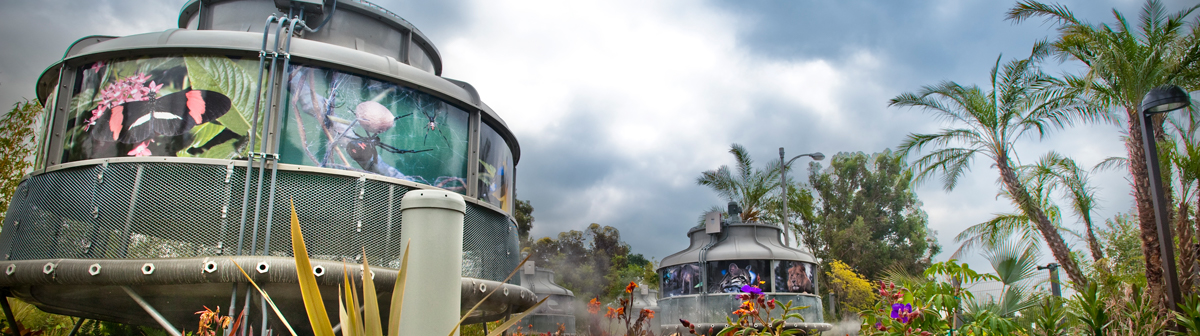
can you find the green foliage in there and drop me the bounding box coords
[528,224,654,302]
[515,199,535,245]
[860,261,1005,336]
[1094,212,1147,287]
[1068,283,1109,336]
[1175,293,1200,336]
[804,150,939,281]
[1028,296,1070,336]
[0,100,42,224]
[697,143,781,222]
[825,260,878,319]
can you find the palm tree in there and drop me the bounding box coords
[950,184,1081,260]
[1026,151,1105,261]
[1008,0,1200,300]
[965,238,1043,319]
[891,42,1098,287]
[697,144,781,223]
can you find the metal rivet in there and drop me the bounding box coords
[43,263,56,274]
[256,262,269,274]
[503,287,509,296]
[142,263,155,275]
[478,283,487,293]
[203,261,218,273]
[5,264,14,275]
[88,264,102,276]
[313,265,325,277]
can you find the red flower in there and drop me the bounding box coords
[642,309,655,320]
[625,281,638,293]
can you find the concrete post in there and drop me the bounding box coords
[397,189,465,336]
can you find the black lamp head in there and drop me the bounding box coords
[1141,84,1191,114]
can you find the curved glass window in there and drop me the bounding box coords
[660,263,701,298]
[478,122,514,211]
[63,55,263,161]
[707,260,771,293]
[278,64,469,192]
[773,261,816,294]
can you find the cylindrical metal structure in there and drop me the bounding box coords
[0,0,530,333]
[517,266,576,335]
[657,221,832,334]
[398,189,465,336]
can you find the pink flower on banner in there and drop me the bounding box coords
[85,73,163,131]
[128,141,152,157]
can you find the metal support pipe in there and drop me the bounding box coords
[1,291,19,336]
[67,318,86,336]
[397,190,466,336]
[121,286,182,336]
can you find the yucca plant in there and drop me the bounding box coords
[231,199,545,336]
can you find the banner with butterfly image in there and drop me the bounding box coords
[277,65,470,193]
[63,55,264,161]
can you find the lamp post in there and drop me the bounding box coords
[779,148,824,247]
[1037,263,1061,297]
[1139,84,1192,314]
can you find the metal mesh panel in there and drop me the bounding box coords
[0,161,517,282]
[463,203,519,283]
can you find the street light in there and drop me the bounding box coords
[1139,84,1192,314]
[779,148,824,247]
[1036,263,1061,297]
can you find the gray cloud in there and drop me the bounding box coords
[0,0,1184,270]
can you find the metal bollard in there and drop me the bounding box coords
[397,189,465,336]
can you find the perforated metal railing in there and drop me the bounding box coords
[0,161,519,282]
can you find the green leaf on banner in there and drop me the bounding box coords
[189,123,226,149]
[184,55,260,137]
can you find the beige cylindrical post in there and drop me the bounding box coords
[398,189,465,336]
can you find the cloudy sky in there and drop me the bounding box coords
[1,0,1195,269]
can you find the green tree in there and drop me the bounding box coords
[0,100,43,224]
[1096,212,1148,288]
[891,43,1097,287]
[805,150,940,280]
[965,238,1042,319]
[697,144,781,222]
[1026,151,1105,261]
[1008,0,1200,301]
[515,199,535,246]
[527,223,647,301]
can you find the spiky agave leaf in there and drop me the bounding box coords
[360,248,383,336]
[485,297,548,336]
[448,253,532,336]
[229,259,298,336]
[289,199,336,336]
[387,242,410,336]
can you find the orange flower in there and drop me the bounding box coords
[617,307,625,316]
[587,298,601,314]
[625,281,638,293]
[642,309,655,320]
[606,306,618,319]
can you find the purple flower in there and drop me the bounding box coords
[740,285,763,295]
[890,303,913,323]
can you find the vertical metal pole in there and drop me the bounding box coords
[1142,111,1182,313]
[779,148,789,247]
[1,292,20,336]
[1050,267,1061,298]
[67,317,86,336]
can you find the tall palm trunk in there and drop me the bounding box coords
[1126,112,1166,301]
[1177,201,1195,293]
[997,158,1088,286]
[1083,217,1104,262]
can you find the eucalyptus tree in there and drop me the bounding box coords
[891,43,1098,287]
[696,143,781,223]
[1008,0,1200,298]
